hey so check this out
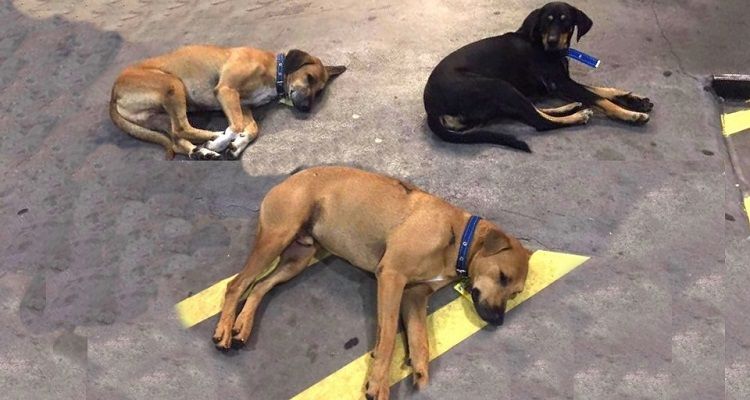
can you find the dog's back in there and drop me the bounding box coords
[261,166,456,269]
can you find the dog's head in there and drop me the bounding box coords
[467,221,531,325]
[283,49,346,112]
[518,2,593,52]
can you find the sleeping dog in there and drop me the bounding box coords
[213,166,531,400]
[110,45,345,159]
[423,2,654,152]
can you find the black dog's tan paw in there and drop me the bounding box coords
[578,108,594,124]
[614,93,654,113]
[190,147,222,160]
[629,112,650,125]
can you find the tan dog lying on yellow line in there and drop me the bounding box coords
[214,166,530,400]
[110,45,345,160]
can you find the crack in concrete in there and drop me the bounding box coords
[650,0,701,83]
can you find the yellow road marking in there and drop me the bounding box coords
[722,109,750,137]
[291,250,589,400]
[745,196,750,227]
[175,252,330,328]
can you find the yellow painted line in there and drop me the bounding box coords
[175,252,330,328]
[722,109,750,137]
[745,196,750,227]
[291,250,589,400]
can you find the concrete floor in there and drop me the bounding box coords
[1,0,747,399]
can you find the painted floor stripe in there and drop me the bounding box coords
[291,250,589,400]
[721,109,750,137]
[175,252,330,328]
[745,196,750,227]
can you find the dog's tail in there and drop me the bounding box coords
[109,95,175,160]
[426,113,531,153]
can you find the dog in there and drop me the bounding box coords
[212,166,531,400]
[423,1,654,152]
[110,45,346,160]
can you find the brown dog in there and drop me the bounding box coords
[110,45,345,160]
[213,166,531,400]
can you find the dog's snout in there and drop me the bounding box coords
[471,287,506,325]
[289,89,312,112]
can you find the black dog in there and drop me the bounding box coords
[423,2,654,152]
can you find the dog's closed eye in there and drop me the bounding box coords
[499,272,510,287]
[307,73,317,85]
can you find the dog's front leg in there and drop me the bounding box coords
[365,269,408,400]
[204,85,245,153]
[401,284,433,390]
[558,80,650,125]
[227,107,259,159]
[584,85,654,113]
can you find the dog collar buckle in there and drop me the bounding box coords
[456,215,482,277]
[276,53,286,97]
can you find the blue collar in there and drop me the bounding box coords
[456,215,482,277]
[276,53,286,97]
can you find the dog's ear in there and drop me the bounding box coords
[284,49,315,74]
[518,8,541,41]
[574,8,593,41]
[481,228,512,256]
[325,65,347,78]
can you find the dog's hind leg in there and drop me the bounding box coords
[230,237,318,345]
[460,78,592,131]
[539,102,583,116]
[401,284,433,390]
[213,225,300,349]
[174,137,221,160]
[496,87,592,130]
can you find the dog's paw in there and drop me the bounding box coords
[190,146,222,160]
[231,316,253,345]
[578,108,594,124]
[615,93,654,113]
[628,112,650,125]
[412,368,429,390]
[205,128,237,152]
[226,133,255,159]
[364,379,390,400]
[212,322,234,350]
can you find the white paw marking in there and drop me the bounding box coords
[205,128,237,152]
[580,109,594,123]
[192,147,221,160]
[228,133,252,159]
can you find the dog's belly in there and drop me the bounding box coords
[312,225,384,272]
[186,87,222,110]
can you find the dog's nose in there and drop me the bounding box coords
[547,36,560,47]
[480,308,505,326]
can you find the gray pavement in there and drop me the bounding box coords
[0,0,747,399]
